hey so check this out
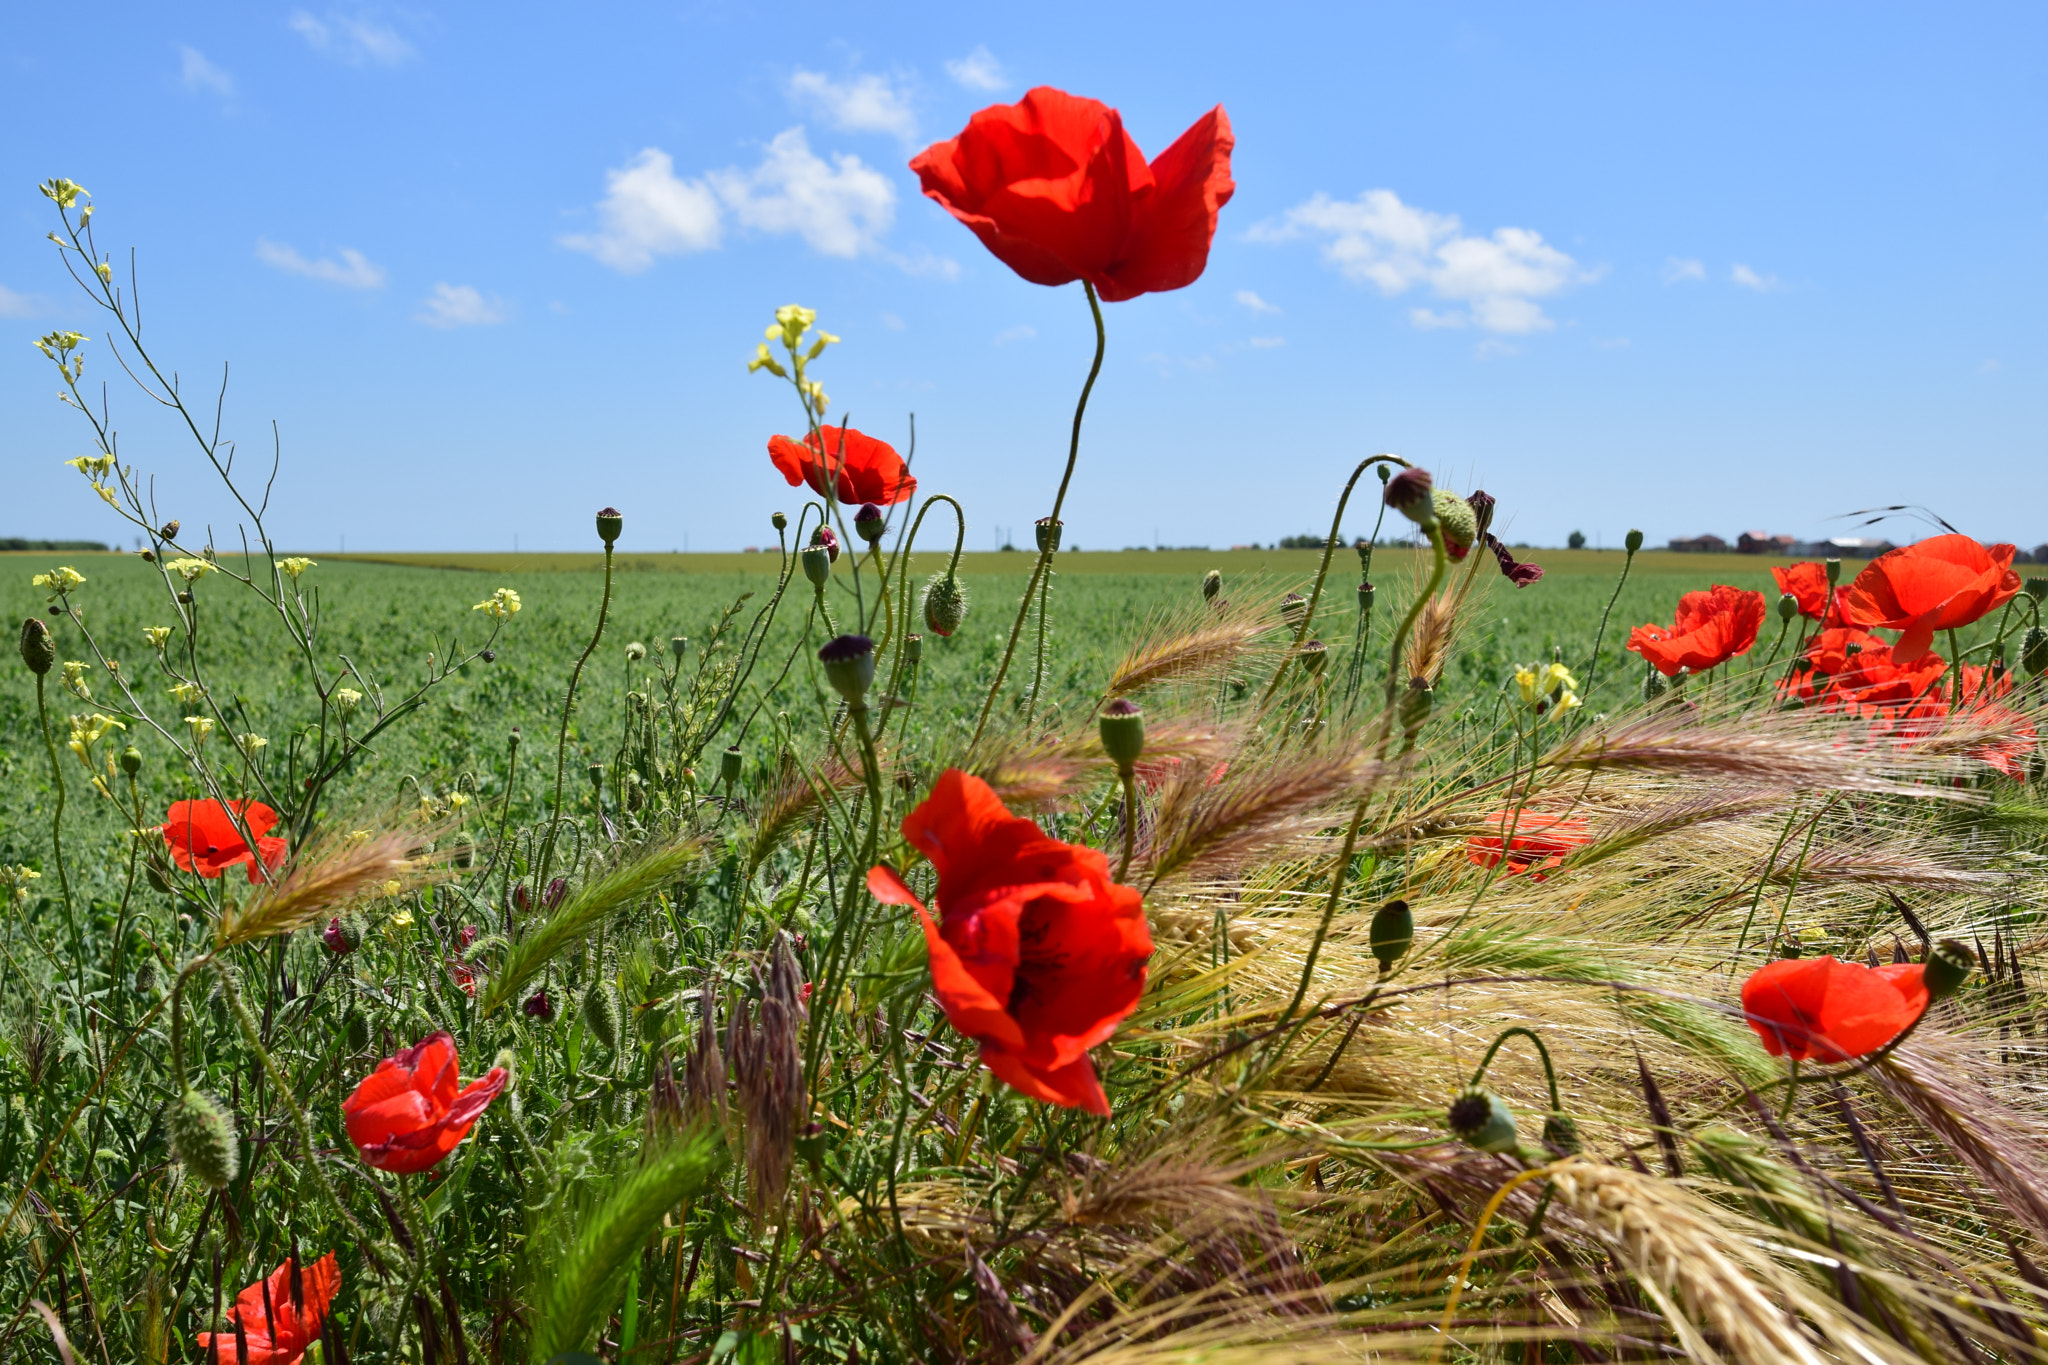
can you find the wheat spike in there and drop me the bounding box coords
[1543,714,1975,796]
[1144,752,1373,886]
[1108,615,1272,698]
[219,828,426,947]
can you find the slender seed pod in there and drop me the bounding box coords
[168,1088,240,1189]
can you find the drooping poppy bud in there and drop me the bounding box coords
[19,618,54,675]
[1924,939,1974,1001]
[1098,698,1145,771]
[595,507,623,545]
[625,641,647,662]
[2022,626,2048,678]
[1202,569,1222,601]
[523,989,555,1022]
[323,916,362,955]
[1369,899,1412,974]
[511,882,530,914]
[450,831,474,869]
[801,545,832,588]
[1447,1087,1519,1153]
[583,981,622,1051]
[1432,489,1478,561]
[120,744,143,776]
[720,745,743,785]
[854,503,886,545]
[812,525,841,562]
[168,1087,240,1189]
[771,510,788,532]
[1035,517,1063,553]
[1541,1112,1583,1156]
[819,634,876,706]
[923,572,968,636]
[1383,468,1436,529]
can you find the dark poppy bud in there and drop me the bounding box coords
[1777,593,1798,623]
[583,981,621,1051]
[1202,569,1221,601]
[1625,529,1645,555]
[1369,899,1412,973]
[19,618,54,675]
[511,882,530,914]
[1466,490,1497,538]
[812,525,840,562]
[923,572,967,636]
[323,916,361,955]
[1298,639,1328,675]
[1098,698,1145,771]
[543,876,568,910]
[168,1088,239,1189]
[2021,626,2048,678]
[1432,489,1478,560]
[1447,1087,1519,1153]
[119,744,143,776]
[596,507,623,545]
[1925,939,1974,1001]
[819,634,876,706]
[904,633,923,664]
[523,989,555,1022]
[1383,467,1436,529]
[670,636,688,660]
[1358,580,1375,613]
[2024,576,2047,603]
[1280,592,1307,629]
[1035,517,1063,553]
[771,510,788,532]
[801,545,833,588]
[1541,1112,1583,1156]
[720,745,742,784]
[854,503,886,545]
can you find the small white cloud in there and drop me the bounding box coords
[889,246,960,280]
[560,148,722,272]
[880,312,906,330]
[1247,336,1286,349]
[1409,307,1466,330]
[255,239,387,290]
[415,283,509,329]
[788,69,918,142]
[179,45,235,96]
[1234,289,1280,315]
[290,10,416,67]
[1475,338,1520,360]
[1662,256,1705,284]
[993,324,1036,346]
[0,284,48,318]
[1249,188,1595,334]
[1730,263,1779,292]
[945,45,1008,93]
[706,128,896,259]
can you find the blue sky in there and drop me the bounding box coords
[3,3,2044,553]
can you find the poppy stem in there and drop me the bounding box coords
[1115,769,1136,882]
[1578,538,1639,710]
[878,493,963,745]
[1468,1026,1565,1112]
[538,540,615,892]
[32,672,78,966]
[972,282,1104,750]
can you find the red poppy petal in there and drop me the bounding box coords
[1007,882,1151,1068]
[872,865,1027,1052]
[444,1068,508,1129]
[981,1043,1110,1116]
[1100,105,1233,301]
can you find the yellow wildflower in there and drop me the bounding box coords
[60,661,92,701]
[473,588,521,621]
[164,558,215,582]
[185,716,215,741]
[144,626,173,649]
[32,566,86,593]
[278,557,316,581]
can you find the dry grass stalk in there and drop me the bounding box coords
[1143,752,1371,886]
[1106,615,1272,698]
[1767,845,2003,891]
[1563,790,1780,866]
[1404,591,1461,690]
[1878,1036,2048,1246]
[1542,715,1974,797]
[219,827,429,946]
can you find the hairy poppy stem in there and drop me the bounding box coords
[538,540,615,891]
[1115,770,1136,882]
[33,673,78,964]
[878,494,964,745]
[1578,538,1638,709]
[973,282,1104,750]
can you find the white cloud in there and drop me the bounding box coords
[1409,307,1465,329]
[1247,336,1286,349]
[706,128,895,259]
[0,284,47,318]
[415,283,509,328]
[880,312,906,330]
[290,10,416,67]
[1248,188,1595,334]
[788,70,917,142]
[1475,338,1521,360]
[179,46,235,96]
[1234,289,1280,315]
[255,239,386,290]
[945,45,1008,93]
[993,325,1036,346]
[1662,256,1705,283]
[1730,263,1779,291]
[889,246,960,280]
[560,149,722,272]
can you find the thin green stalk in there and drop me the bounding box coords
[1579,540,1639,706]
[1114,770,1136,882]
[33,673,77,960]
[540,541,616,889]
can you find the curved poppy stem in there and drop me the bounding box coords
[1579,539,1638,710]
[878,493,965,744]
[538,540,615,891]
[1468,1025,1564,1111]
[1115,769,1136,882]
[972,282,1104,751]
[33,673,78,967]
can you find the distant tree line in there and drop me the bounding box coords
[0,537,110,552]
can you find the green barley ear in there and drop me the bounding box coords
[167,1088,239,1189]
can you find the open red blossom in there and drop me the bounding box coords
[1741,956,1927,1063]
[1467,812,1591,879]
[1779,628,1948,714]
[867,769,1152,1116]
[1966,703,2037,778]
[767,425,916,507]
[161,798,288,882]
[195,1252,339,1365]
[1626,585,1768,677]
[342,1032,506,1174]
[1841,534,2021,664]
[1771,562,1851,623]
[910,87,1234,302]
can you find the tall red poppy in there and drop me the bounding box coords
[161,799,288,882]
[342,1032,506,1174]
[1778,628,1947,714]
[867,769,1152,1115]
[1770,562,1850,624]
[1626,585,1768,677]
[910,87,1235,302]
[767,425,916,507]
[195,1253,339,1365]
[1741,956,1927,1063]
[1467,812,1591,879]
[1841,534,2021,664]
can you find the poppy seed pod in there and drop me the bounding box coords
[119,744,143,776]
[1202,569,1221,601]
[1298,639,1328,674]
[904,633,924,664]
[1447,1087,1519,1153]
[1098,698,1145,771]
[1924,939,1974,1001]
[801,545,833,588]
[1280,592,1307,629]
[583,982,622,1051]
[1035,517,1063,553]
[923,572,968,636]
[854,503,886,545]
[2025,576,2047,603]
[670,636,688,660]
[595,507,623,545]
[1358,580,1375,613]
[1825,557,1842,586]
[2022,626,2048,677]
[1624,529,1645,555]
[1369,899,1413,974]
[450,830,474,869]
[1431,490,1479,560]
[1541,1112,1583,1156]
[720,745,743,785]
[818,634,876,706]
[168,1087,240,1189]
[772,510,788,532]
[1777,593,1799,623]
[19,618,54,675]
[1383,467,1436,529]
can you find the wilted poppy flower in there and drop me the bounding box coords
[161,798,288,882]
[1485,534,1544,587]
[1467,812,1591,879]
[1842,534,2020,663]
[1626,585,1768,677]
[194,1252,339,1365]
[1771,562,1850,623]
[767,425,916,506]
[910,87,1234,302]
[867,769,1152,1115]
[1741,956,1927,1062]
[342,1032,506,1174]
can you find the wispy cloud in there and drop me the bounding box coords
[179,45,235,97]
[788,69,918,142]
[255,239,386,290]
[1249,188,1597,334]
[1234,289,1280,315]
[0,284,48,319]
[993,324,1036,346]
[1730,263,1780,292]
[1662,256,1705,283]
[1247,336,1286,349]
[415,283,508,328]
[945,45,1008,93]
[289,10,416,67]
[560,150,721,272]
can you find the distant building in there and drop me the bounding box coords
[1668,534,1729,553]
[1790,537,1895,559]
[1737,532,1797,555]
[2030,543,2048,564]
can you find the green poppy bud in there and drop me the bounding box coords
[1777,593,1798,623]
[1098,699,1146,771]
[583,981,621,1052]
[1369,899,1413,974]
[1431,489,1478,559]
[771,510,788,532]
[1825,557,1842,586]
[450,830,474,869]
[595,507,623,545]
[923,572,967,637]
[134,960,156,994]
[1924,938,1974,1001]
[1541,1112,1583,1156]
[801,545,833,588]
[588,762,604,793]
[1035,517,1063,553]
[119,744,143,776]
[2024,576,2046,603]
[2022,626,2048,678]
[19,618,54,676]
[1202,569,1221,601]
[1624,529,1644,555]
[168,1088,239,1189]
[1280,592,1307,629]
[1358,580,1375,613]
[1298,639,1328,675]
[854,503,886,545]
[670,636,688,660]
[625,640,647,662]
[1447,1087,1519,1153]
[904,633,923,665]
[818,634,876,707]
[720,745,743,785]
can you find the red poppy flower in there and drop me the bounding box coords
[1740,956,1927,1063]
[342,1032,506,1174]
[767,425,916,507]
[1965,703,2037,779]
[1841,534,2021,664]
[1779,629,1948,713]
[195,1252,339,1365]
[161,799,289,882]
[1466,812,1592,879]
[1626,585,1768,677]
[910,87,1235,302]
[1770,562,1851,623]
[866,769,1152,1115]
